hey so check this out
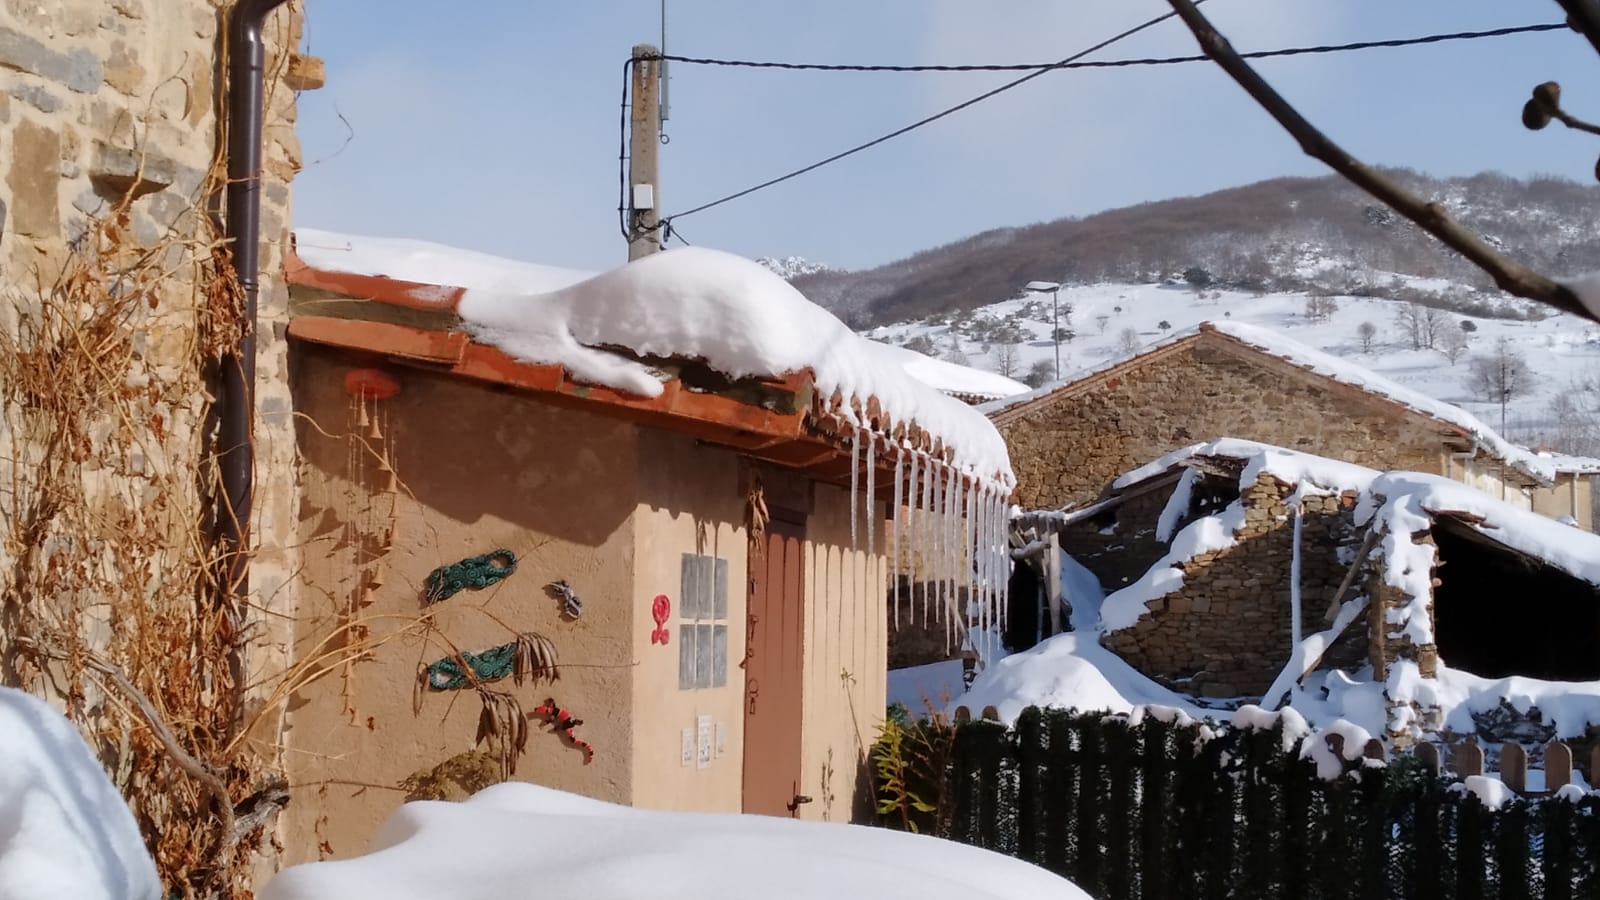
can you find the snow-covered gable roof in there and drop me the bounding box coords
[865,341,1030,403]
[983,320,1566,485]
[1099,438,1600,638]
[287,229,1014,491]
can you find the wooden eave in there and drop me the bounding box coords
[284,253,953,499]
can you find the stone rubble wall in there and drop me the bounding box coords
[1102,473,1365,698]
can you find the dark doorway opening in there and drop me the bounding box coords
[1431,517,1600,681]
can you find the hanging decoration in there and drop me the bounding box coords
[421,632,559,691]
[545,579,583,619]
[475,689,529,778]
[338,365,401,722]
[422,549,518,605]
[650,594,672,645]
[533,698,595,765]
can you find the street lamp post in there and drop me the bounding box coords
[1025,280,1062,380]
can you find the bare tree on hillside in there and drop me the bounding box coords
[1547,371,1600,456]
[1438,325,1471,364]
[1164,0,1600,327]
[1356,321,1377,352]
[1022,359,1056,389]
[992,341,1022,378]
[1096,314,1111,335]
[1394,302,1448,350]
[1305,294,1339,321]
[1117,327,1141,355]
[944,333,969,366]
[902,334,938,356]
[1468,338,1534,433]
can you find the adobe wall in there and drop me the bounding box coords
[995,342,1445,510]
[801,481,887,823]
[1103,475,1362,698]
[630,431,749,814]
[284,347,638,864]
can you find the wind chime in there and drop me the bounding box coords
[339,366,402,721]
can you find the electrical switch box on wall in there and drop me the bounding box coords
[696,715,713,769]
[680,728,694,767]
[714,720,726,757]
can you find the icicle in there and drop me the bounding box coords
[909,452,923,627]
[946,466,959,636]
[975,483,989,641]
[920,454,934,628]
[995,490,1010,653]
[865,432,876,561]
[849,429,861,549]
[891,446,904,631]
[931,462,944,630]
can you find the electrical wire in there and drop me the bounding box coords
[659,5,1204,227]
[651,22,1565,73]
[622,18,1566,238]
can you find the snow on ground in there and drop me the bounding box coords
[261,782,1088,900]
[888,658,966,714]
[0,687,161,900]
[959,633,1207,725]
[868,279,1600,452]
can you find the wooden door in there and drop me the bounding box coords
[742,516,806,815]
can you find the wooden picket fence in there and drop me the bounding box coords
[899,706,1600,900]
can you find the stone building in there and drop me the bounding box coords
[0,1,313,893]
[986,321,1596,528]
[1029,439,1600,744]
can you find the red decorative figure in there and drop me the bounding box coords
[651,594,671,645]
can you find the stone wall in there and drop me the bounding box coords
[994,339,1446,510]
[1103,474,1363,698]
[0,1,306,890]
[1060,470,1235,593]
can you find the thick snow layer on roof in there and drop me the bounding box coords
[455,247,1014,486]
[0,687,161,900]
[1113,438,1382,492]
[1210,321,1558,482]
[1360,471,1600,587]
[865,341,1030,401]
[294,228,594,294]
[261,782,1088,900]
[982,320,1562,484]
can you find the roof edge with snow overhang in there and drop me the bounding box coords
[285,236,1015,498]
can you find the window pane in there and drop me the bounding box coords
[680,554,705,618]
[712,625,728,688]
[695,624,713,689]
[678,624,695,690]
[713,558,728,619]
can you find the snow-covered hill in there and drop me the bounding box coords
[862,279,1600,454]
[755,255,832,280]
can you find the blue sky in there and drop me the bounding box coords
[292,1,1600,273]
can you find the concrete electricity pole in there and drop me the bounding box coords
[628,43,663,261]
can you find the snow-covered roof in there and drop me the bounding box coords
[294,228,594,295]
[982,320,1576,485]
[288,229,1014,490]
[865,341,1030,402]
[261,782,1088,900]
[1098,438,1600,639]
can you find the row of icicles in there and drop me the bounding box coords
[846,429,1012,667]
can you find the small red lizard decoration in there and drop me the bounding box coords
[533,698,594,765]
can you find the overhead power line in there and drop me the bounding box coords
[651,22,1565,74]
[631,20,1565,233]
[652,5,1205,227]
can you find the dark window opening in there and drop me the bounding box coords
[1431,518,1600,681]
[1004,560,1043,653]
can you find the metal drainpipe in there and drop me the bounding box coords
[220,0,289,602]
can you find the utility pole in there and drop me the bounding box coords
[628,43,662,261]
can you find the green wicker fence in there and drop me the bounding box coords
[897,707,1600,900]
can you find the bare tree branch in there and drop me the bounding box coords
[15,635,243,873]
[1555,0,1600,59]
[1166,0,1598,325]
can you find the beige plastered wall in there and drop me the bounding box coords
[283,346,638,863]
[629,430,749,813]
[1532,474,1594,529]
[800,483,887,822]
